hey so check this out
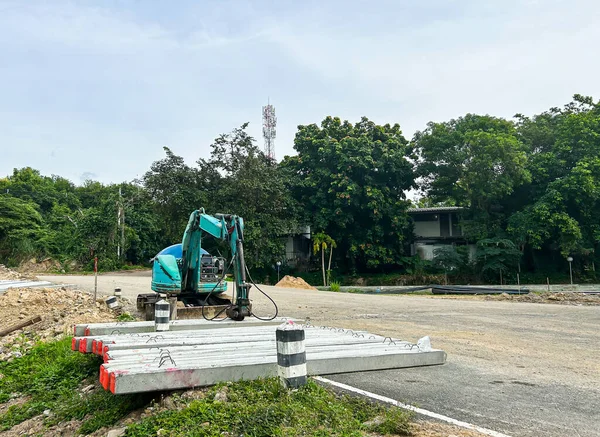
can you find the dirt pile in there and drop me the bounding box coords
[0,286,118,361]
[275,275,317,290]
[0,264,37,281]
[486,291,600,306]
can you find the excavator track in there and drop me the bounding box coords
[137,293,233,321]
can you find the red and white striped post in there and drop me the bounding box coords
[93,256,98,303]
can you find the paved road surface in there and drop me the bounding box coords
[41,272,600,437]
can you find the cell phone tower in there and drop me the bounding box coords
[262,100,277,160]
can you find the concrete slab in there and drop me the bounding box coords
[105,347,445,394]
[75,323,446,394]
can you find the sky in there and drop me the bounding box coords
[1,0,599,185]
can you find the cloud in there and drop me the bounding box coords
[268,0,600,133]
[1,0,599,183]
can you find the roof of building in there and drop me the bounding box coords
[407,206,465,213]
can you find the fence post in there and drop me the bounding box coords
[93,257,98,303]
[276,322,307,388]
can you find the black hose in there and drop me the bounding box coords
[245,265,279,321]
[196,256,279,322]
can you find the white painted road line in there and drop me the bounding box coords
[313,376,512,437]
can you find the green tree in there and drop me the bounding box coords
[198,124,300,270]
[432,245,465,284]
[509,95,600,267]
[0,196,44,265]
[414,115,529,208]
[0,167,80,214]
[475,238,522,284]
[142,147,207,245]
[312,232,336,286]
[283,116,414,271]
[414,115,530,241]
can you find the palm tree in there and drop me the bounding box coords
[313,232,336,287]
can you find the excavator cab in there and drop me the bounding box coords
[151,244,227,295]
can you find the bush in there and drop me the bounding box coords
[329,281,341,292]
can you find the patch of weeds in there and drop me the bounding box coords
[125,378,413,437]
[0,338,153,434]
[369,407,412,435]
[329,281,341,292]
[347,288,364,293]
[117,312,136,322]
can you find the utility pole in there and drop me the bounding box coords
[117,187,125,259]
[120,188,125,260]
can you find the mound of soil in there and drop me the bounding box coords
[0,264,37,281]
[0,286,118,361]
[275,275,317,290]
[18,257,69,274]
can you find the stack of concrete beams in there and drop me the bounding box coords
[72,318,446,395]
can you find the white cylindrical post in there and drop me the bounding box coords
[276,322,307,388]
[155,298,170,332]
[105,296,119,310]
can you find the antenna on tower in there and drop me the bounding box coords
[262,100,277,161]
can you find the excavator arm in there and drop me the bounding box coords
[179,208,252,320]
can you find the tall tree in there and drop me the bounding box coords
[414,114,530,210]
[413,114,530,240]
[0,196,44,265]
[142,147,207,245]
[509,95,600,263]
[312,232,336,286]
[283,116,414,271]
[198,123,300,269]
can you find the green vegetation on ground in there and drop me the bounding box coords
[0,338,153,434]
[126,378,412,437]
[329,281,341,292]
[116,312,137,322]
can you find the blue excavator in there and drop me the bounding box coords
[137,209,253,321]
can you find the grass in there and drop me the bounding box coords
[126,378,412,437]
[117,312,137,322]
[329,281,341,292]
[0,338,153,434]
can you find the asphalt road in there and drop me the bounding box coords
[40,272,600,437]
